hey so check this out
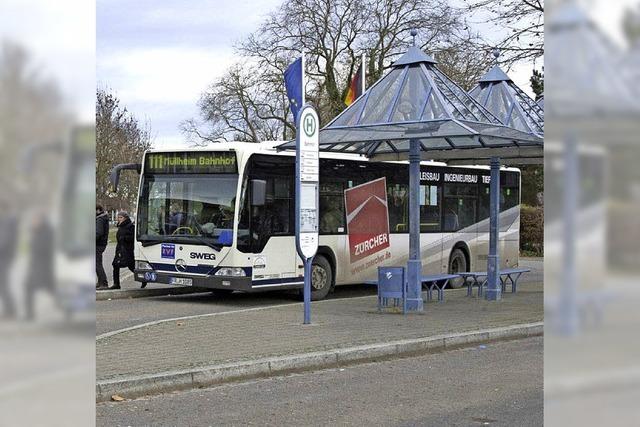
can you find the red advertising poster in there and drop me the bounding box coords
[344,177,391,263]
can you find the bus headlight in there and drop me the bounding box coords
[215,267,246,277]
[136,261,153,270]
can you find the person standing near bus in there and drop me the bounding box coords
[0,200,18,318]
[110,211,136,290]
[96,204,109,289]
[24,210,54,320]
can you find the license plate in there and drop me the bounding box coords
[170,277,193,286]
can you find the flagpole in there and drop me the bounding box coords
[361,52,366,94]
[301,52,306,106]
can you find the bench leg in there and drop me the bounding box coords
[438,280,447,302]
[466,279,472,297]
[512,273,522,293]
[479,278,487,297]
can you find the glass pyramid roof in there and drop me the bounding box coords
[278,46,542,163]
[469,65,544,137]
[328,46,503,128]
[545,2,640,117]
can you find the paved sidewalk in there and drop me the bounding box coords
[97,282,542,382]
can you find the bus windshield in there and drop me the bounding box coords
[137,174,238,247]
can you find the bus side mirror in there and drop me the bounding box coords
[110,163,141,192]
[251,179,267,206]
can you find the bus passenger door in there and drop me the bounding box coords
[248,175,299,286]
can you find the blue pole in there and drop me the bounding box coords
[560,138,579,335]
[406,138,424,312]
[486,156,502,301]
[303,257,312,324]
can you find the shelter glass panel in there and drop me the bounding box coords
[332,95,367,127]
[360,67,404,124]
[391,66,432,122]
[420,91,448,121]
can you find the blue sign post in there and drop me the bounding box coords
[295,104,319,325]
[485,156,502,301]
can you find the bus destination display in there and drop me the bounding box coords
[146,152,238,174]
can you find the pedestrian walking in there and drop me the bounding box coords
[24,211,54,320]
[0,201,18,318]
[96,204,109,289]
[110,211,135,290]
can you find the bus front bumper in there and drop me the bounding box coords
[134,270,253,291]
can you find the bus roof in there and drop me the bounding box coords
[145,141,520,172]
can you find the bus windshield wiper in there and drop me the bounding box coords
[188,235,223,252]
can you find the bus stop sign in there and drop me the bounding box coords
[295,105,319,260]
[295,104,319,325]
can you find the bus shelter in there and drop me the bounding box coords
[544,2,640,334]
[469,60,544,138]
[280,45,543,311]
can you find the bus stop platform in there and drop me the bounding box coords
[96,282,542,401]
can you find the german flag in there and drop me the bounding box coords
[344,63,363,106]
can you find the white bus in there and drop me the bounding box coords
[112,141,521,300]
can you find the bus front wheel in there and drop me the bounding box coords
[448,248,467,289]
[309,255,332,301]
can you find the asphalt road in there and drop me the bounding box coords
[96,284,378,335]
[96,258,542,336]
[97,336,543,426]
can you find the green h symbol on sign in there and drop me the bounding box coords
[303,113,316,137]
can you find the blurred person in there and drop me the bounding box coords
[0,200,18,319]
[167,202,186,234]
[24,211,54,320]
[110,211,136,290]
[96,204,109,289]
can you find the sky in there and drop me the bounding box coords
[97,0,282,147]
[0,0,635,142]
[0,0,96,122]
[96,0,542,148]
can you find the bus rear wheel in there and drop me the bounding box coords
[448,248,467,289]
[309,255,332,301]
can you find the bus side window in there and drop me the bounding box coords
[443,183,477,232]
[387,183,408,233]
[420,184,441,232]
[319,182,345,234]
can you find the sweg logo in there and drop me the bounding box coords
[190,252,216,260]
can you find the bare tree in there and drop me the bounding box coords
[623,4,640,46]
[0,41,70,207]
[182,63,295,144]
[96,88,151,211]
[434,31,495,91]
[462,0,544,66]
[184,0,503,144]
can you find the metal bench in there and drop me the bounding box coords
[459,268,531,297]
[458,272,488,297]
[365,270,460,306]
[499,268,530,293]
[422,274,460,302]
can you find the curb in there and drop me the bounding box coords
[546,366,640,398]
[96,321,543,402]
[96,287,209,301]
